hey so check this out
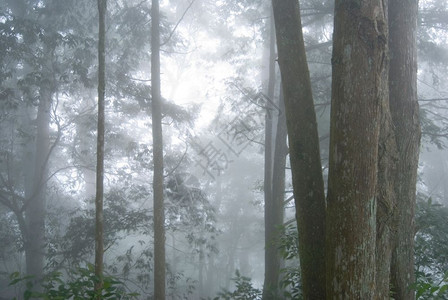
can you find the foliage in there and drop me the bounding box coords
[166,270,197,300]
[212,224,303,300]
[9,265,139,299]
[413,271,448,299]
[48,186,152,266]
[278,224,303,299]
[414,197,448,299]
[214,270,262,300]
[165,173,219,254]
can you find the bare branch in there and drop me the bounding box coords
[164,143,189,178]
[160,0,196,47]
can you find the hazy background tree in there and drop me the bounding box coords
[0,0,447,299]
[151,0,166,298]
[94,0,107,294]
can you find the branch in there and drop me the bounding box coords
[127,76,151,82]
[422,131,448,138]
[284,218,296,226]
[419,98,448,102]
[305,40,332,51]
[160,0,196,47]
[164,143,189,178]
[283,194,294,205]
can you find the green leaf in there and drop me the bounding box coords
[438,285,448,295]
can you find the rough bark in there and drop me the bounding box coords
[389,1,421,299]
[326,0,388,298]
[271,0,326,298]
[376,79,398,299]
[94,0,106,295]
[151,0,166,298]
[374,3,399,297]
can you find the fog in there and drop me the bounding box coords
[0,0,448,299]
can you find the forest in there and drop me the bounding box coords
[0,0,448,299]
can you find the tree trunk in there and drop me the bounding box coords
[271,0,326,298]
[94,0,106,295]
[10,0,49,283]
[25,83,51,283]
[262,6,279,299]
[326,1,388,298]
[263,92,287,300]
[374,4,399,297]
[375,74,398,299]
[389,1,421,299]
[78,94,97,200]
[151,0,166,298]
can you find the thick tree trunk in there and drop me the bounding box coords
[151,0,166,298]
[326,1,388,298]
[389,1,421,299]
[94,0,106,295]
[271,0,326,298]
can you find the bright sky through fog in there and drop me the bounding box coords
[160,1,261,131]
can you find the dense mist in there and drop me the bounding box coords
[0,0,448,299]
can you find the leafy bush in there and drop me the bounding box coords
[278,223,302,299]
[9,265,139,299]
[413,271,448,299]
[214,270,262,300]
[414,197,448,299]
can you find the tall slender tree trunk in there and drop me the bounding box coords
[389,1,421,299]
[151,0,166,298]
[269,92,288,299]
[263,92,287,300]
[326,1,388,298]
[375,67,398,299]
[198,247,205,298]
[262,6,280,299]
[373,3,399,297]
[271,0,326,298]
[78,94,97,199]
[94,0,106,295]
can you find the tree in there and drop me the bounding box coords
[0,1,101,287]
[326,1,388,298]
[389,0,421,298]
[6,0,58,283]
[264,92,288,299]
[271,0,327,298]
[151,0,166,298]
[94,0,107,295]
[375,56,398,298]
[262,7,285,299]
